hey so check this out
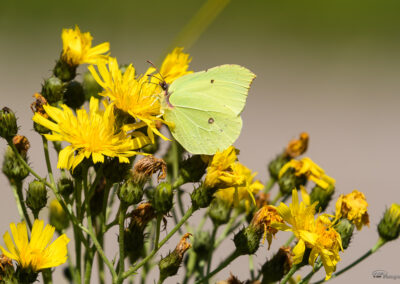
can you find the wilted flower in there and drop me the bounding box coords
[335,190,369,230]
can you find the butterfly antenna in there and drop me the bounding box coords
[146,60,167,83]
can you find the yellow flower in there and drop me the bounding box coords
[214,162,263,209]
[279,157,335,190]
[335,190,369,230]
[0,220,70,271]
[250,205,284,249]
[275,190,342,280]
[204,146,243,189]
[89,57,167,142]
[61,25,109,66]
[32,97,150,170]
[157,47,193,84]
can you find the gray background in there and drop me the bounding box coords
[1,0,400,283]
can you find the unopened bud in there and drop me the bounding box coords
[378,203,400,241]
[174,155,208,187]
[209,198,231,226]
[64,81,85,109]
[158,233,191,282]
[0,107,18,140]
[310,184,334,212]
[268,154,290,180]
[49,199,69,232]
[53,58,77,82]
[151,182,173,214]
[118,179,143,205]
[192,231,212,260]
[102,157,133,184]
[26,180,47,216]
[41,77,65,104]
[2,146,29,182]
[83,71,102,100]
[191,183,216,209]
[261,246,293,284]
[278,168,307,195]
[234,226,263,255]
[334,218,354,250]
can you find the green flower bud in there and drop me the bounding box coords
[41,77,65,104]
[261,247,293,284]
[101,157,134,184]
[15,266,38,284]
[57,177,74,198]
[49,199,69,232]
[209,198,231,226]
[64,81,85,109]
[190,184,216,209]
[174,155,208,187]
[310,184,335,212]
[334,218,354,250]
[26,180,47,216]
[192,231,212,260]
[118,179,144,205]
[2,146,29,182]
[53,58,77,82]
[268,154,290,180]
[152,182,173,214]
[125,226,145,263]
[83,71,102,100]
[158,233,191,282]
[0,107,18,140]
[233,225,263,255]
[378,203,400,241]
[33,121,51,134]
[278,168,307,195]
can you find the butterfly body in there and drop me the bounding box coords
[161,64,255,155]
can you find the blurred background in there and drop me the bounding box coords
[1,0,400,283]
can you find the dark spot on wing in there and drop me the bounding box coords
[208,118,214,124]
[211,79,214,84]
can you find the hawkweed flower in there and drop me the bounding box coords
[89,57,166,142]
[214,162,263,210]
[61,25,109,66]
[156,47,193,84]
[274,190,342,280]
[0,220,69,272]
[32,97,150,170]
[335,190,369,230]
[204,146,244,189]
[279,157,335,190]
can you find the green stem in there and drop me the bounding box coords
[84,248,95,284]
[183,250,197,284]
[13,181,32,229]
[10,182,24,221]
[271,191,283,205]
[42,269,53,284]
[214,209,240,249]
[299,261,323,284]
[313,238,387,284]
[155,214,162,249]
[284,234,295,247]
[281,264,299,284]
[121,206,196,280]
[264,177,276,193]
[74,179,83,282]
[206,225,219,275]
[195,250,240,284]
[249,255,255,280]
[42,136,56,186]
[117,202,128,280]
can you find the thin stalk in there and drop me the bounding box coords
[271,191,283,205]
[195,250,240,284]
[13,181,32,229]
[313,238,387,284]
[42,136,56,186]
[299,261,323,284]
[206,225,218,275]
[281,264,299,284]
[74,179,83,282]
[154,214,162,249]
[214,210,240,248]
[42,269,53,284]
[249,255,255,280]
[121,206,195,280]
[84,248,95,284]
[264,177,276,193]
[10,182,24,221]
[117,202,128,280]
[284,234,295,247]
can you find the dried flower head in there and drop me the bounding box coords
[285,132,309,158]
[134,156,167,181]
[336,190,369,230]
[30,93,48,117]
[12,135,30,157]
[128,202,156,229]
[251,205,284,249]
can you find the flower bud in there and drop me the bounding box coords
[101,157,133,184]
[268,154,290,180]
[190,183,216,209]
[378,203,400,241]
[83,71,102,100]
[151,182,173,214]
[217,273,243,284]
[41,76,65,104]
[158,233,191,282]
[278,168,307,195]
[49,199,69,232]
[0,254,15,283]
[174,155,208,187]
[63,81,85,109]
[192,230,212,260]
[234,226,263,255]
[310,184,335,212]
[57,177,74,198]
[334,218,354,250]
[118,179,143,205]
[209,198,231,226]
[261,246,293,284]
[12,135,30,158]
[0,107,18,140]
[53,58,77,82]
[2,146,29,182]
[26,180,47,216]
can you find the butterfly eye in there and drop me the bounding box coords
[208,118,214,124]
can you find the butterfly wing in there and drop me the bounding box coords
[163,64,255,155]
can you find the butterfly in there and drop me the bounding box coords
[160,64,255,155]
